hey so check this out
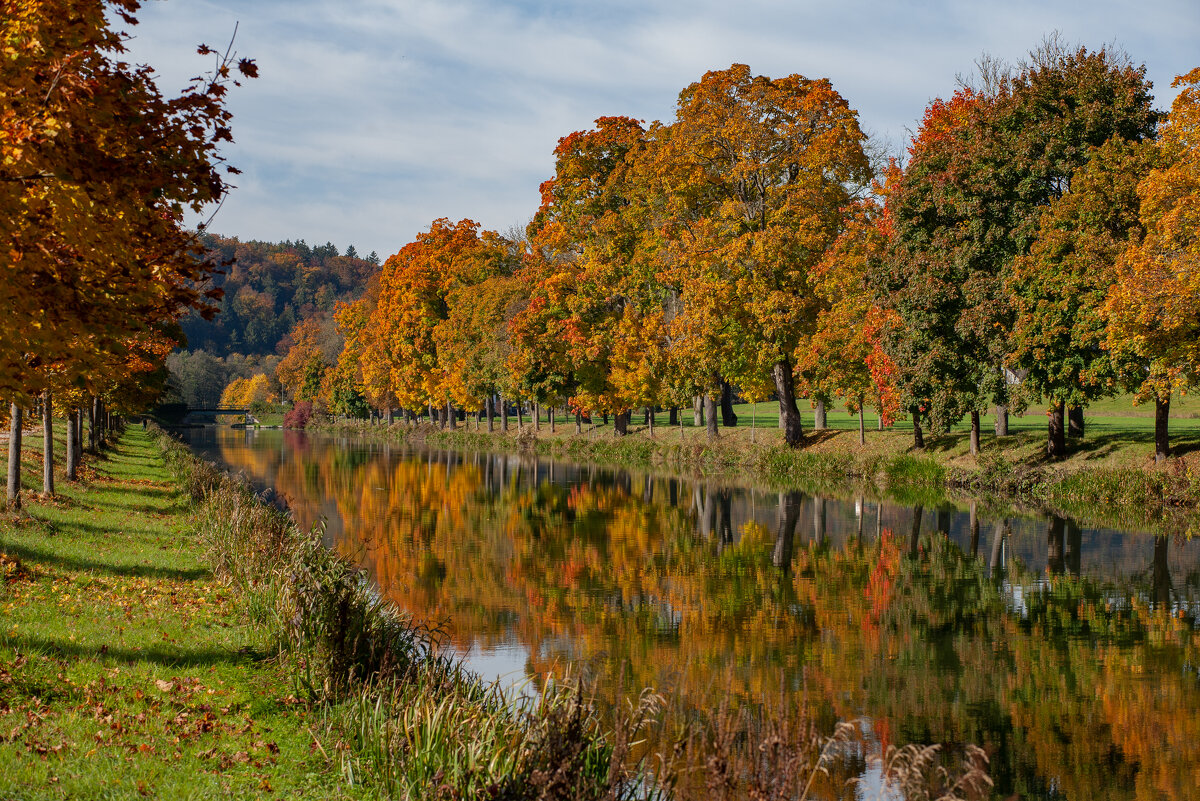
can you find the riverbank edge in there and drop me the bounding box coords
[311,420,1200,533]
[152,425,654,798]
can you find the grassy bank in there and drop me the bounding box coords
[0,426,354,798]
[0,425,652,799]
[315,412,1200,533]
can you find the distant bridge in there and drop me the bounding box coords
[184,407,250,415]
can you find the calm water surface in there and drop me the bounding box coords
[185,427,1200,800]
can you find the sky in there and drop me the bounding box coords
[122,0,1200,260]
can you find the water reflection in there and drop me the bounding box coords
[186,427,1200,800]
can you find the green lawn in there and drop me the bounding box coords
[0,426,357,799]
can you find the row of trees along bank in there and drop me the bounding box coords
[1,1,255,508]
[272,45,1199,464]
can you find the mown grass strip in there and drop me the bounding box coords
[0,426,354,800]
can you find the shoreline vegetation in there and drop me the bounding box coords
[0,423,993,798]
[310,406,1200,536]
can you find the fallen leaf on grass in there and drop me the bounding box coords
[154,680,173,693]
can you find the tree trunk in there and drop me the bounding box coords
[6,404,22,509]
[500,395,508,432]
[693,396,703,428]
[614,410,630,436]
[705,393,718,439]
[516,399,524,429]
[1068,405,1084,438]
[574,411,582,434]
[550,407,556,433]
[487,395,495,433]
[647,407,654,437]
[387,407,394,425]
[73,408,83,467]
[88,396,97,454]
[1047,402,1066,459]
[858,403,865,445]
[772,358,804,447]
[42,391,54,497]
[994,405,1009,437]
[1155,394,1170,463]
[814,399,827,431]
[446,399,456,430]
[912,409,925,449]
[668,407,678,426]
[969,410,981,456]
[66,407,78,481]
[720,382,738,427]
[534,403,541,431]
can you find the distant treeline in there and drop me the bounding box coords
[181,234,380,357]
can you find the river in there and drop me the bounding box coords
[183,426,1200,800]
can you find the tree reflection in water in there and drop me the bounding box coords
[194,428,1200,800]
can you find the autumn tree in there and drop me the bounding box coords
[795,200,891,445]
[2,1,253,500]
[880,43,1156,456]
[1004,44,1157,456]
[1107,68,1200,462]
[520,117,667,434]
[369,218,516,420]
[435,274,527,422]
[276,318,337,403]
[654,64,871,446]
[508,260,583,426]
[877,85,1011,451]
[1,0,255,399]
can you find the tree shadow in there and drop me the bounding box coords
[0,540,208,582]
[801,429,842,447]
[922,431,971,454]
[9,635,270,668]
[85,494,188,515]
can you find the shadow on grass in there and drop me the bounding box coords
[8,635,270,668]
[0,540,208,582]
[85,495,188,516]
[800,429,842,448]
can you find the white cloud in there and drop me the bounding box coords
[121,0,1199,258]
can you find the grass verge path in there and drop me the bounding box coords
[0,428,356,800]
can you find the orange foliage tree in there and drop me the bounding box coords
[653,64,871,446]
[0,0,255,399]
[369,218,517,419]
[1107,68,1200,462]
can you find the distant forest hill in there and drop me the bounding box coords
[183,233,381,357]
